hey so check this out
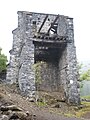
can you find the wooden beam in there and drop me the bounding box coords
[47,15,59,33]
[38,14,48,33]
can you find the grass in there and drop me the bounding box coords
[75,101,90,118]
[36,101,47,107]
[81,95,90,99]
[75,95,90,118]
[64,113,76,118]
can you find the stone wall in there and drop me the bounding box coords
[65,18,80,104]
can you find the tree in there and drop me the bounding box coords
[78,62,90,81]
[80,69,90,81]
[0,48,8,72]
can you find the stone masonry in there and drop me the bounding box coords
[6,11,80,105]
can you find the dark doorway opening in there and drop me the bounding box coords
[33,41,67,93]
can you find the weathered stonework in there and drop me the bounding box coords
[6,11,80,105]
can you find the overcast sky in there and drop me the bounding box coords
[0,0,90,62]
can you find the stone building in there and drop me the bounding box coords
[6,11,80,105]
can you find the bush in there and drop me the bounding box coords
[0,48,8,72]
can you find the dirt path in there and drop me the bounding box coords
[35,110,82,120]
[0,84,88,120]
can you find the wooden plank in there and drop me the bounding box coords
[38,14,48,33]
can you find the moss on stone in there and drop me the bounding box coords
[33,61,47,84]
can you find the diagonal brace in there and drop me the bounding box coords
[47,15,59,34]
[38,14,48,33]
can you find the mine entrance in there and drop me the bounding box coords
[33,40,67,93]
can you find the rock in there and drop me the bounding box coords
[85,99,90,102]
[32,114,36,120]
[51,103,62,108]
[9,112,19,119]
[26,111,29,116]
[81,98,90,102]
[0,115,9,120]
[74,104,86,110]
[0,106,8,111]
[0,105,22,112]
[29,98,35,102]
[9,111,32,120]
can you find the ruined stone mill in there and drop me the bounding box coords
[6,11,80,105]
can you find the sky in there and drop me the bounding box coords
[0,0,90,63]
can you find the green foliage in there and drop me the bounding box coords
[33,61,44,84]
[80,69,90,81]
[36,101,47,107]
[33,61,48,85]
[78,62,90,81]
[0,48,8,72]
